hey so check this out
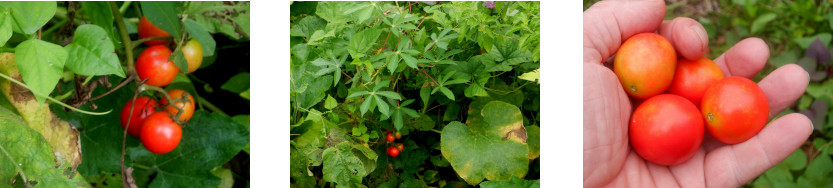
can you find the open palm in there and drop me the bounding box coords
[583,1,812,187]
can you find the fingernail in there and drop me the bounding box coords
[691,25,708,52]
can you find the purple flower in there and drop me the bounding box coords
[484,1,496,9]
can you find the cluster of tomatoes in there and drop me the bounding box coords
[615,33,769,166]
[118,17,204,154]
[385,131,404,157]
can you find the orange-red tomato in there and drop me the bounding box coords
[630,94,704,166]
[136,45,178,87]
[701,76,769,144]
[140,112,182,154]
[614,33,677,99]
[160,89,196,122]
[667,57,725,107]
[138,16,171,46]
[119,96,158,137]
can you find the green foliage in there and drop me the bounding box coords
[64,24,124,78]
[291,1,540,187]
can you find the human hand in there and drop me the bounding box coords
[583,0,812,187]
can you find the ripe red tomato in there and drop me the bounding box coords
[386,133,396,142]
[120,96,158,137]
[136,45,178,87]
[701,76,769,144]
[182,39,203,73]
[387,146,399,157]
[614,33,677,99]
[394,131,402,139]
[160,89,195,122]
[667,57,724,107]
[138,16,171,46]
[140,112,182,154]
[396,143,404,151]
[630,94,704,166]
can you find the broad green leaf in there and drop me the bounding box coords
[15,39,67,104]
[184,18,216,56]
[360,96,373,116]
[439,87,455,100]
[0,107,89,187]
[308,29,336,45]
[128,110,250,187]
[65,24,125,77]
[480,176,540,188]
[0,52,83,173]
[750,13,776,34]
[322,142,366,186]
[170,46,189,75]
[296,75,331,109]
[401,53,418,68]
[526,125,540,160]
[81,1,121,48]
[211,167,234,188]
[290,144,317,187]
[0,7,14,46]
[343,1,378,24]
[291,16,326,38]
[794,33,832,49]
[220,72,250,93]
[375,95,390,116]
[347,91,370,99]
[518,68,540,83]
[0,1,56,34]
[324,95,338,109]
[348,28,382,59]
[141,1,182,42]
[420,86,430,106]
[48,76,136,177]
[375,91,401,100]
[441,101,529,185]
[315,1,351,25]
[803,153,833,185]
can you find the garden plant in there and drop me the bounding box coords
[0,1,250,187]
[290,1,541,187]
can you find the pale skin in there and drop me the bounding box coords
[583,0,813,187]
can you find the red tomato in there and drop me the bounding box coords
[387,146,399,157]
[614,33,677,99]
[630,94,704,166]
[136,45,178,87]
[120,96,158,137]
[394,131,402,139]
[667,57,724,107]
[138,16,171,46]
[386,133,396,142]
[140,112,183,154]
[160,89,196,122]
[701,76,769,144]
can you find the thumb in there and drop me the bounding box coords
[584,0,666,64]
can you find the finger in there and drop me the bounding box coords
[583,63,633,187]
[712,38,770,78]
[757,64,810,118]
[659,17,709,61]
[704,113,812,187]
[669,148,706,188]
[583,0,666,64]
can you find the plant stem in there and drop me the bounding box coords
[197,96,227,116]
[41,19,69,37]
[132,163,151,170]
[119,1,132,14]
[131,36,172,49]
[0,72,110,115]
[430,129,441,134]
[110,2,135,75]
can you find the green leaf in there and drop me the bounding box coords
[291,16,326,39]
[480,176,540,188]
[15,39,67,104]
[0,1,56,34]
[782,148,807,170]
[347,91,370,99]
[0,7,12,46]
[750,13,776,34]
[375,91,401,100]
[322,142,366,186]
[141,1,182,42]
[220,72,250,93]
[804,153,833,185]
[439,87,455,100]
[184,18,216,56]
[81,1,120,48]
[64,24,125,77]
[518,68,540,83]
[128,110,250,187]
[375,95,390,116]
[526,125,540,160]
[420,86,430,106]
[315,1,351,25]
[441,101,529,185]
[360,97,373,116]
[348,28,382,59]
[324,95,338,109]
[307,29,336,45]
[343,1,378,24]
[401,53,418,69]
[0,107,89,187]
[795,33,832,49]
